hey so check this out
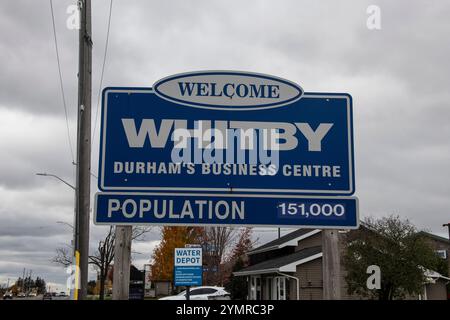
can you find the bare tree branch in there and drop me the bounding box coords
[52,225,152,299]
[52,247,72,268]
[132,226,152,241]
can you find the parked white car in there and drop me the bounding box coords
[159,286,230,300]
[2,291,13,300]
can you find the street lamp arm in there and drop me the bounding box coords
[56,221,74,230]
[36,173,76,190]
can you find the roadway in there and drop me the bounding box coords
[2,295,70,301]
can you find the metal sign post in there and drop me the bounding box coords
[186,286,190,301]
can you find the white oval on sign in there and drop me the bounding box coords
[153,71,303,110]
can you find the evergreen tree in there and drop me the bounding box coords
[226,256,248,299]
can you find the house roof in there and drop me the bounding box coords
[419,231,450,244]
[248,229,321,255]
[233,246,322,276]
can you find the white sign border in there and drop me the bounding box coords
[99,89,354,195]
[93,192,360,230]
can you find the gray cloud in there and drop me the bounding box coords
[1,0,449,287]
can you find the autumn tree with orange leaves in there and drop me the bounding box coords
[151,226,203,281]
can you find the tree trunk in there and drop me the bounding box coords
[378,284,391,300]
[99,268,105,300]
[388,287,394,300]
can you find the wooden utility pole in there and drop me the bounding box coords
[322,229,341,300]
[112,226,132,300]
[21,268,25,293]
[75,0,92,300]
[443,223,450,241]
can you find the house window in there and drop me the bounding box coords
[249,276,261,300]
[272,276,286,300]
[435,250,447,259]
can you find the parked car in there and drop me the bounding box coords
[17,292,27,298]
[28,292,37,297]
[56,292,67,297]
[159,286,230,300]
[2,292,13,300]
[42,293,53,300]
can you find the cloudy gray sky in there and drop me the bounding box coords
[1,0,449,290]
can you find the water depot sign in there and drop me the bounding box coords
[174,247,203,287]
[94,71,359,229]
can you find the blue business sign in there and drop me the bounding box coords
[174,248,203,287]
[94,192,359,229]
[95,71,359,228]
[98,71,355,195]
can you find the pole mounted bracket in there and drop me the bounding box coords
[84,33,93,47]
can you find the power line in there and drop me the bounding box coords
[92,0,113,144]
[49,0,75,163]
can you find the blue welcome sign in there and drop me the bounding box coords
[95,71,358,228]
[98,71,355,195]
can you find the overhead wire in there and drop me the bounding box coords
[92,0,113,145]
[49,0,75,163]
